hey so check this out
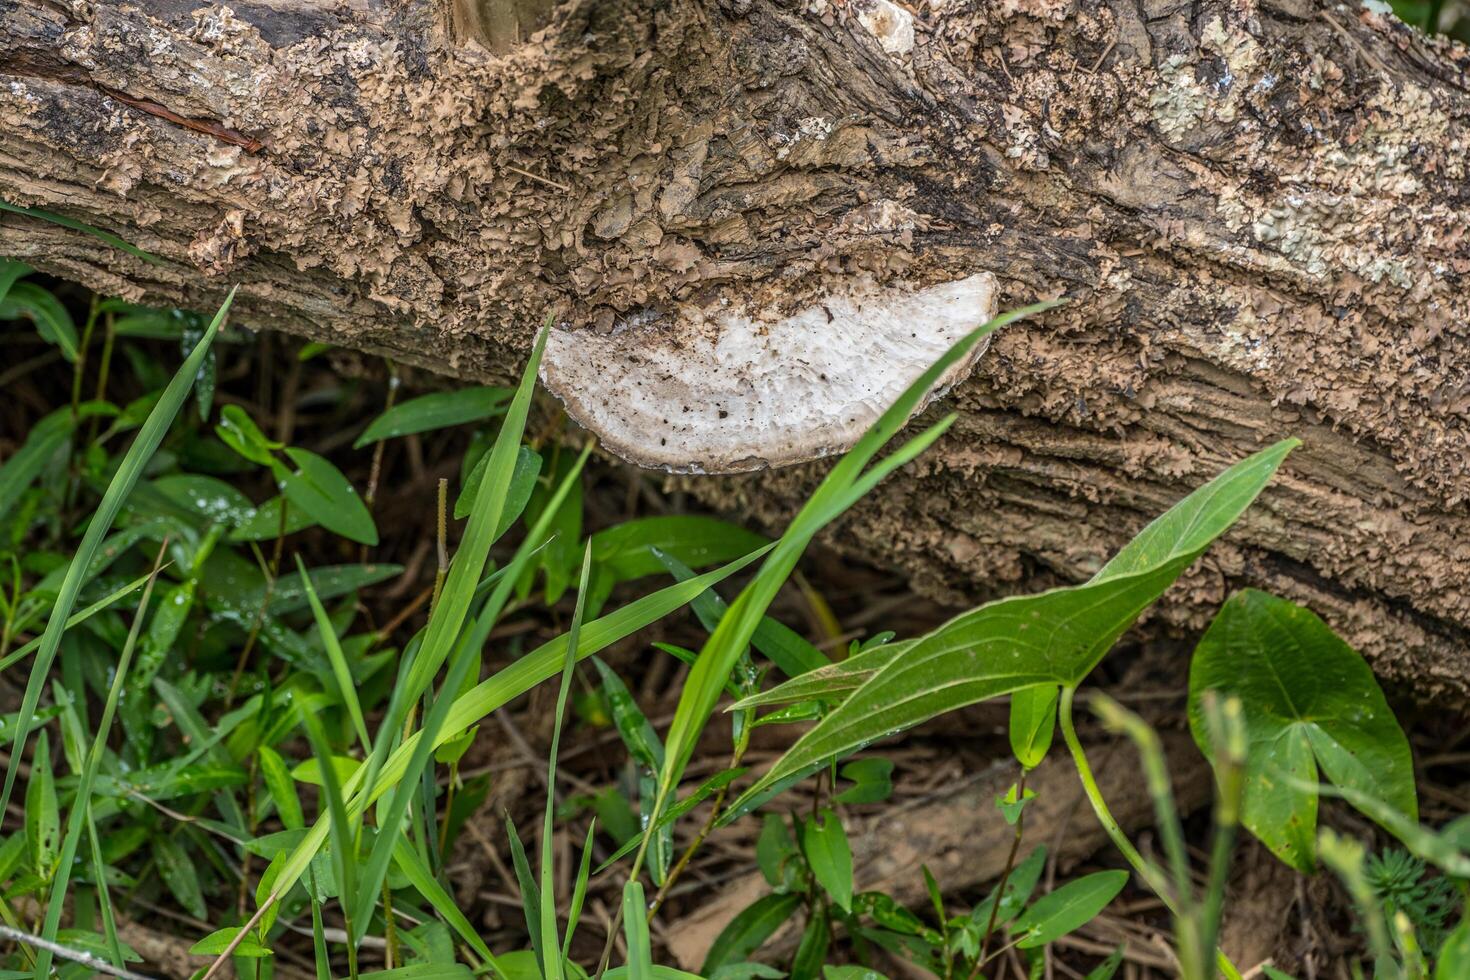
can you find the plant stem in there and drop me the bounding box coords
[1057,686,1244,980]
[974,767,1027,975]
[648,778,733,917]
[430,477,448,613]
[70,294,99,417]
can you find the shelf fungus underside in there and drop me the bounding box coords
[540,273,998,473]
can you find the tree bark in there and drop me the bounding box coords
[3,0,1470,692]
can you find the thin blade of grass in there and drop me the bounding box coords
[0,569,162,674]
[33,541,170,977]
[344,445,589,946]
[0,289,233,821]
[562,820,597,963]
[0,200,166,266]
[622,880,652,980]
[506,814,544,975]
[391,835,498,969]
[296,554,371,750]
[539,546,594,980]
[264,544,770,911]
[301,706,359,973]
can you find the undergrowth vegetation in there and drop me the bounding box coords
[0,265,1466,980]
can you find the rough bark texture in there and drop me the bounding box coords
[4,0,1470,692]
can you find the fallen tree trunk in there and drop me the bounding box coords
[3,1,1470,691]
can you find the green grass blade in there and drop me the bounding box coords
[311,898,332,980]
[562,820,597,963]
[296,554,371,750]
[85,812,123,968]
[391,835,499,969]
[539,546,594,980]
[0,288,233,822]
[622,881,652,980]
[0,200,166,265]
[506,814,545,975]
[331,327,550,942]
[400,324,548,701]
[0,570,159,674]
[35,551,164,974]
[265,544,771,910]
[344,444,581,947]
[301,706,359,962]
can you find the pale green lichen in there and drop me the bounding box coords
[1149,54,1207,138]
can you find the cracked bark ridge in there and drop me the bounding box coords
[2,0,1470,692]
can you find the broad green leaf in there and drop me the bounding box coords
[731,439,1297,809]
[791,907,830,980]
[25,729,58,880]
[855,892,929,936]
[0,259,29,303]
[215,404,282,467]
[825,968,887,980]
[3,281,78,360]
[702,893,803,974]
[1011,870,1128,948]
[591,516,769,584]
[1437,920,1470,980]
[802,809,853,911]
[354,385,512,448]
[834,758,893,805]
[594,657,664,770]
[155,834,208,919]
[0,408,73,524]
[262,562,402,616]
[968,845,1047,930]
[258,746,304,830]
[1188,589,1416,872]
[756,814,798,889]
[290,755,361,788]
[623,880,653,980]
[228,494,316,541]
[282,447,378,546]
[151,474,257,527]
[456,444,541,525]
[190,927,273,958]
[1083,947,1124,980]
[1009,686,1058,770]
[0,289,233,846]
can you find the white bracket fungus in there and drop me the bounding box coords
[540,273,998,474]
